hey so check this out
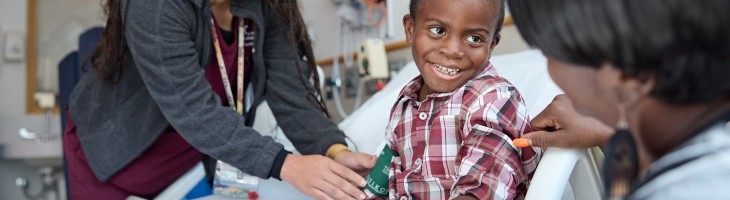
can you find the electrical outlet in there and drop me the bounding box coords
[4,31,25,62]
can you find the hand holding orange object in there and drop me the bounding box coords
[513,94,613,148]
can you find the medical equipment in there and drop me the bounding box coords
[329,1,373,119]
[357,39,389,80]
[360,0,387,27]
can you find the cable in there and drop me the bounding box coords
[332,2,369,119]
[332,14,350,119]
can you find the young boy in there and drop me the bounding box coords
[382,0,541,199]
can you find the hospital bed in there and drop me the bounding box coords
[156,50,604,200]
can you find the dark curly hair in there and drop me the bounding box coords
[509,0,730,104]
[409,0,507,35]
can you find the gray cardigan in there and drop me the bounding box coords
[69,0,346,181]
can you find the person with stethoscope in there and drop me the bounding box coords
[64,0,375,199]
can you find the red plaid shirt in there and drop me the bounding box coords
[385,62,541,200]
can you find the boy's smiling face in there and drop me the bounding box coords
[404,0,501,100]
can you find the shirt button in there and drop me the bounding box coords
[400,196,408,200]
[418,112,427,120]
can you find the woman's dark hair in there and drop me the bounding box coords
[89,0,128,82]
[266,0,330,117]
[508,0,730,104]
[91,0,330,117]
[409,0,506,35]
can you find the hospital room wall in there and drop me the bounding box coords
[320,26,530,122]
[0,1,65,200]
[298,0,530,122]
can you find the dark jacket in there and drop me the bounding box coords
[69,0,346,181]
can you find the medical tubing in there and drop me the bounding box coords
[332,17,350,119]
[354,77,364,109]
[331,2,369,119]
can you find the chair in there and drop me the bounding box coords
[59,27,103,132]
[525,147,604,200]
[57,27,104,200]
[58,52,78,131]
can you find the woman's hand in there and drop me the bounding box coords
[515,94,614,148]
[281,154,367,200]
[334,151,377,177]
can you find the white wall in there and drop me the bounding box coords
[300,0,411,60]
[0,0,63,158]
[35,0,104,93]
[0,0,64,199]
[300,0,530,61]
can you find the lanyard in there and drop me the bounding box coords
[210,18,245,114]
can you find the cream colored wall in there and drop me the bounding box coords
[35,0,104,93]
[300,0,411,60]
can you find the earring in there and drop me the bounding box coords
[603,103,640,199]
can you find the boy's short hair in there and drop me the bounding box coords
[509,0,730,105]
[409,0,506,35]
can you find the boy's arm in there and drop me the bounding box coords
[450,85,540,200]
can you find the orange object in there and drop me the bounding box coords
[248,191,259,200]
[376,80,386,91]
[513,138,531,147]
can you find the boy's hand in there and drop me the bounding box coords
[281,154,367,200]
[514,94,613,148]
[334,151,377,177]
